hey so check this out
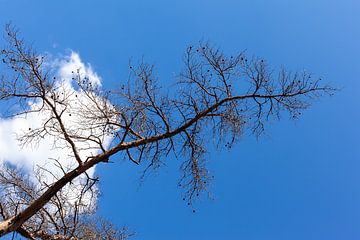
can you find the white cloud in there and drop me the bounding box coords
[57,51,102,86]
[0,52,114,212]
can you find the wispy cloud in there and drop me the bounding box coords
[56,51,102,86]
[0,51,112,208]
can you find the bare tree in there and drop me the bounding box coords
[0,25,335,239]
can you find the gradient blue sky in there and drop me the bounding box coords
[1,0,360,239]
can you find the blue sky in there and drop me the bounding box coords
[1,0,360,239]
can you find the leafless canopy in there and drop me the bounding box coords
[0,24,335,239]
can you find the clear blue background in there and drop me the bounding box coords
[1,0,359,239]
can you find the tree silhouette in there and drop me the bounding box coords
[0,25,335,239]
